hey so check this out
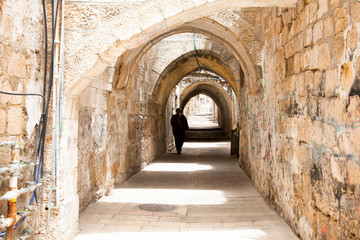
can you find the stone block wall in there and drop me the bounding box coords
[78,69,112,211]
[240,0,360,239]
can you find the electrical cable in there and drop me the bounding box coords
[0,0,59,236]
[193,33,202,72]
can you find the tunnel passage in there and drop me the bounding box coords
[179,80,235,140]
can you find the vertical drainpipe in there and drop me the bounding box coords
[55,0,65,208]
[48,0,62,231]
[6,141,20,240]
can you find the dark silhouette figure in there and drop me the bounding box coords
[171,108,189,154]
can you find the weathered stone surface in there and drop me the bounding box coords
[317,0,328,19]
[0,109,5,134]
[304,26,312,46]
[340,62,353,92]
[332,33,344,64]
[350,2,360,23]
[312,20,323,44]
[7,107,22,135]
[318,42,330,70]
[309,1,318,23]
[8,52,26,78]
[325,68,338,97]
[324,16,333,38]
[347,27,358,51]
[64,3,99,30]
[334,7,347,34]
[135,0,164,30]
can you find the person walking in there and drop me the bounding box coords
[171,108,189,154]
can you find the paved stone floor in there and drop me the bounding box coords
[76,142,298,240]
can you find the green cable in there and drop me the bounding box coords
[193,33,202,72]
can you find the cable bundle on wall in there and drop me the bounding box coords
[0,0,61,238]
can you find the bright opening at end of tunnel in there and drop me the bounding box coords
[143,163,213,172]
[184,94,220,129]
[75,229,268,240]
[100,188,227,205]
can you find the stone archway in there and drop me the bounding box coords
[179,80,234,137]
[151,51,239,109]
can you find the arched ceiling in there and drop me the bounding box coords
[65,0,298,96]
[151,51,238,108]
[115,16,260,95]
[128,33,240,96]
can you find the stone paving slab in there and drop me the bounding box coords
[76,141,298,240]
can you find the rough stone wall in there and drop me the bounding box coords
[78,69,112,211]
[240,1,360,239]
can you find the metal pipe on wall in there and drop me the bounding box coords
[6,142,20,240]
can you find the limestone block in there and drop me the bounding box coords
[64,31,86,53]
[330,0,340,8]
[311,120,323,145]
[181,0,207,10]
[294,52,301,74]
[304,70,314,91]
[63,62,82,94]
[353,128,360,155]
[274,16,284,34]
[0,109,5,134]
[301,48,311,71]
[317,0,328,19]
[110,10,142,41]
[64,3,99,30]
[296,72,306,97]
[334,7,347,35]
[304,27,313,47]
[312,20,323,44]
[324,122,336,149]
[339,131,355,154]
[135,0,164,30]
[309,44,319,69]
[330,155,346,182]
[325,98,346,123]
[99,3,137,23]
[68,43,99,75]
[351,2,360,24]
[332,33,345,64]
[324,16,333,38]
[294,7,309,35]
[318,42,330,70]
[347,160,360,185]
[286,55,294,76]
[309,1,318,23]
[347,27,358,51]
[292,32,304,55]
[7,107,22,135]
[282,9,291,26]
[325,68,338,97]
[155,0,182,19]
[340,62,353,92]
[8,52,26,78]
[313,70,322,94]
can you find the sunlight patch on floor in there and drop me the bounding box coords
[76,229,268,240]
[101,189,227,205]
[143,163,213,172]
[183,142,229,149]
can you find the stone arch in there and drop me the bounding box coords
[151,50,238,109]
[116,18,256,94]
[64,0,297,96]
[179,81,234,137]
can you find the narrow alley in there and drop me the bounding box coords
[76,142,298,240]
